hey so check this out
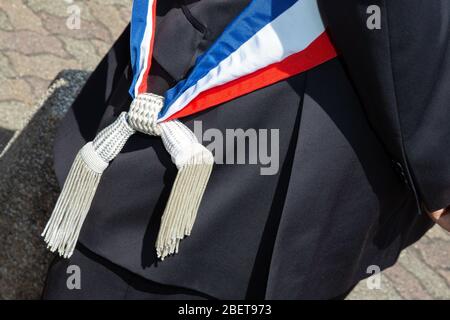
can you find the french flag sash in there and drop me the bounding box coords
[130,0,337,121]
[43,0,337,261]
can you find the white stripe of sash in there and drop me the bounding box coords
[135,0,155,97]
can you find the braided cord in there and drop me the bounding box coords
[127,93,164,136]
[92,112,135,162]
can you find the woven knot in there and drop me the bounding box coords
[127,93,164,136]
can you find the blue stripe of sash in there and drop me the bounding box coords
[129,0,150,98]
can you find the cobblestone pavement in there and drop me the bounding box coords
[0,0,449,300]
[0,0,130,132]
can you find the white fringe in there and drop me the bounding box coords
[42,93,215,261]
[42,142,107,258]
[156,121,214,260]
[42,112,134,258]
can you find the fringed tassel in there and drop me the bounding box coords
[42,112,135,258]
[42,143,107,257]
[43,92,214,261]
[156,120,214,260]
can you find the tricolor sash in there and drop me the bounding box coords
[42,0,337,260]
[160,0,336,121]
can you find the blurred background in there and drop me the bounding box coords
[0,0,448,299]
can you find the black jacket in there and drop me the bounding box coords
[320,0,450,212]
[51,0,446,299]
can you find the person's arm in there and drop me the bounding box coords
[318,0,450,230]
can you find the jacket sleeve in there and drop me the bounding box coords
[319,0,450,212]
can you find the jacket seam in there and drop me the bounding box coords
[384,0,422,214]
[180,1,208,35]
[178,1,209,79]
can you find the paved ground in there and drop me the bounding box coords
[0,0,449,300]
[0,0,130,132]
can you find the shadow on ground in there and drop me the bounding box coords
[0,128,14,154]
[0,70,90,299]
